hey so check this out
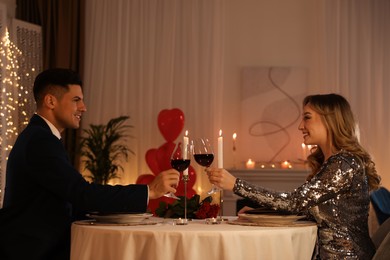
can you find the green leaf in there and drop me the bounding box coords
[79,116,134,185]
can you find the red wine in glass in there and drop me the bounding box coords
[171,159,191,172]
[165,142,191,200]
[194,154,214,167]
[192,138,219,195]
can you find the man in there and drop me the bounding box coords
[0,68,179,260]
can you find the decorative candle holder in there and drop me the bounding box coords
[175,218,188,225]
[182,174,189,224]
[205,217,221,225]
[217,190,228,223]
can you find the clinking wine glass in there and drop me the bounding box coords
[165,142,191,200]
[192,138,219,195]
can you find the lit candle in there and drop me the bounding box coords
[232,133,237,151]
[281,160,291,169]
[183,130,189,176]
[218,130,223,168]
[307,145,312,155]
[175,217,188,225]
[246,159,255,169]
[301,143,306,160]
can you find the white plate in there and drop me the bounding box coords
[238,213,305,225]
[86,213,153,224]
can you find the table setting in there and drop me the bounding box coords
[231,208,314,227]
[75,129,313,229]
[71,212,317,260]
[71,121,317,259]
[76,208,314,227]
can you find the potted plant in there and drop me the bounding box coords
[79,116,134,184]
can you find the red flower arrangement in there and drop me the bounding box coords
[194,201,220,219]
[155,194,220,219]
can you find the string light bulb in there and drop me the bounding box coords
[0,28,35,202]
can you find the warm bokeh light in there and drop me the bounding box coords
[0,28,33,200]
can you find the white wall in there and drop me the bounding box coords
[222,0,316,168]
[221,0,389,192]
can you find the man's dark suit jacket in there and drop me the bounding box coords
[0,114,148,260]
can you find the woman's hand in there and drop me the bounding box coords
[237,206,254,214]
[206,168,237,191]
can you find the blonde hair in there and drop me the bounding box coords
[304,94,381,191]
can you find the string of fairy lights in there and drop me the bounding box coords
[0,28,35,205]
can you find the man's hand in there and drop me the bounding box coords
[148,169,180,199]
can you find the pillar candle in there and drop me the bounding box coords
[183,130,189,176]
[218,130,223,168]
[301,143,306,160]
[232,133,237,151]
[246,159,255,169]
[281,160,291,169]
[307,145,313,155]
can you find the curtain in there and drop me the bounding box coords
[312,0,390,234]
[16,0,84,167]
[313,0,390,187]
[83,0,225,190]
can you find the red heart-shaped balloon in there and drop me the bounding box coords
[176,166,197,198]
[148,196,175,215]
[156,142,175,171]
[157,109,185,142]
[176,186,196,199]
[136,174,176,215]
[145,149,160,175]
[187,165,197,187]
[136,174,155,185]
[147,199,160,215]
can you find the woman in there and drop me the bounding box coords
[207,93,381,259]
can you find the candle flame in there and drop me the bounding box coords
[233,133,237,139]
[281,160,292,169]
[246,158,255,169]
[185,130,188,136]
[219,129,222,136]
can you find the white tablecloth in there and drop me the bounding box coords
[71,217,317,260]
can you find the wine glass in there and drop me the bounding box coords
[192,138,219,195]
[165,142,191,200]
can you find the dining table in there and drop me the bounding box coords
[71,216,317,260]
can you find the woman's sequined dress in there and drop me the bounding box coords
[233,152,375,259]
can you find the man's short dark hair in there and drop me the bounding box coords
[33,68,83,105]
